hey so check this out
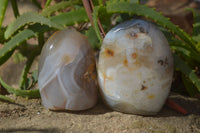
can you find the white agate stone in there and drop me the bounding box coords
[38,29,98,111]
[98,20,174,115]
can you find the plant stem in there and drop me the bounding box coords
[82,0,105,39]
[11,0,19,18]
[89,0,105,38]
[82,0,94,26]
[45,0,52,8]
[166,98,188,115]
[0,0,9,27]
[0,94,15,103]
[19,54,35,90]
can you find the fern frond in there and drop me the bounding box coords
[106,2,196,51]
[188,8,200,43]
[0,29,35,65]
[0,24,49,65]
[174,53,200,92]
[41,0,80,17]
[5,12,63,39]
[50,8,88,27]
[0,76,40,98]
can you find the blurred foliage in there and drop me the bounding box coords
[0,0,200,102]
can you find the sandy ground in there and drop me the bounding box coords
[0,51,199,133]
[1,0,200,133]
[0,50,199,132]
[0,94,200,133]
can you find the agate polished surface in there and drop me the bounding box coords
[98,20,174,115]
[38,29,98,111]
